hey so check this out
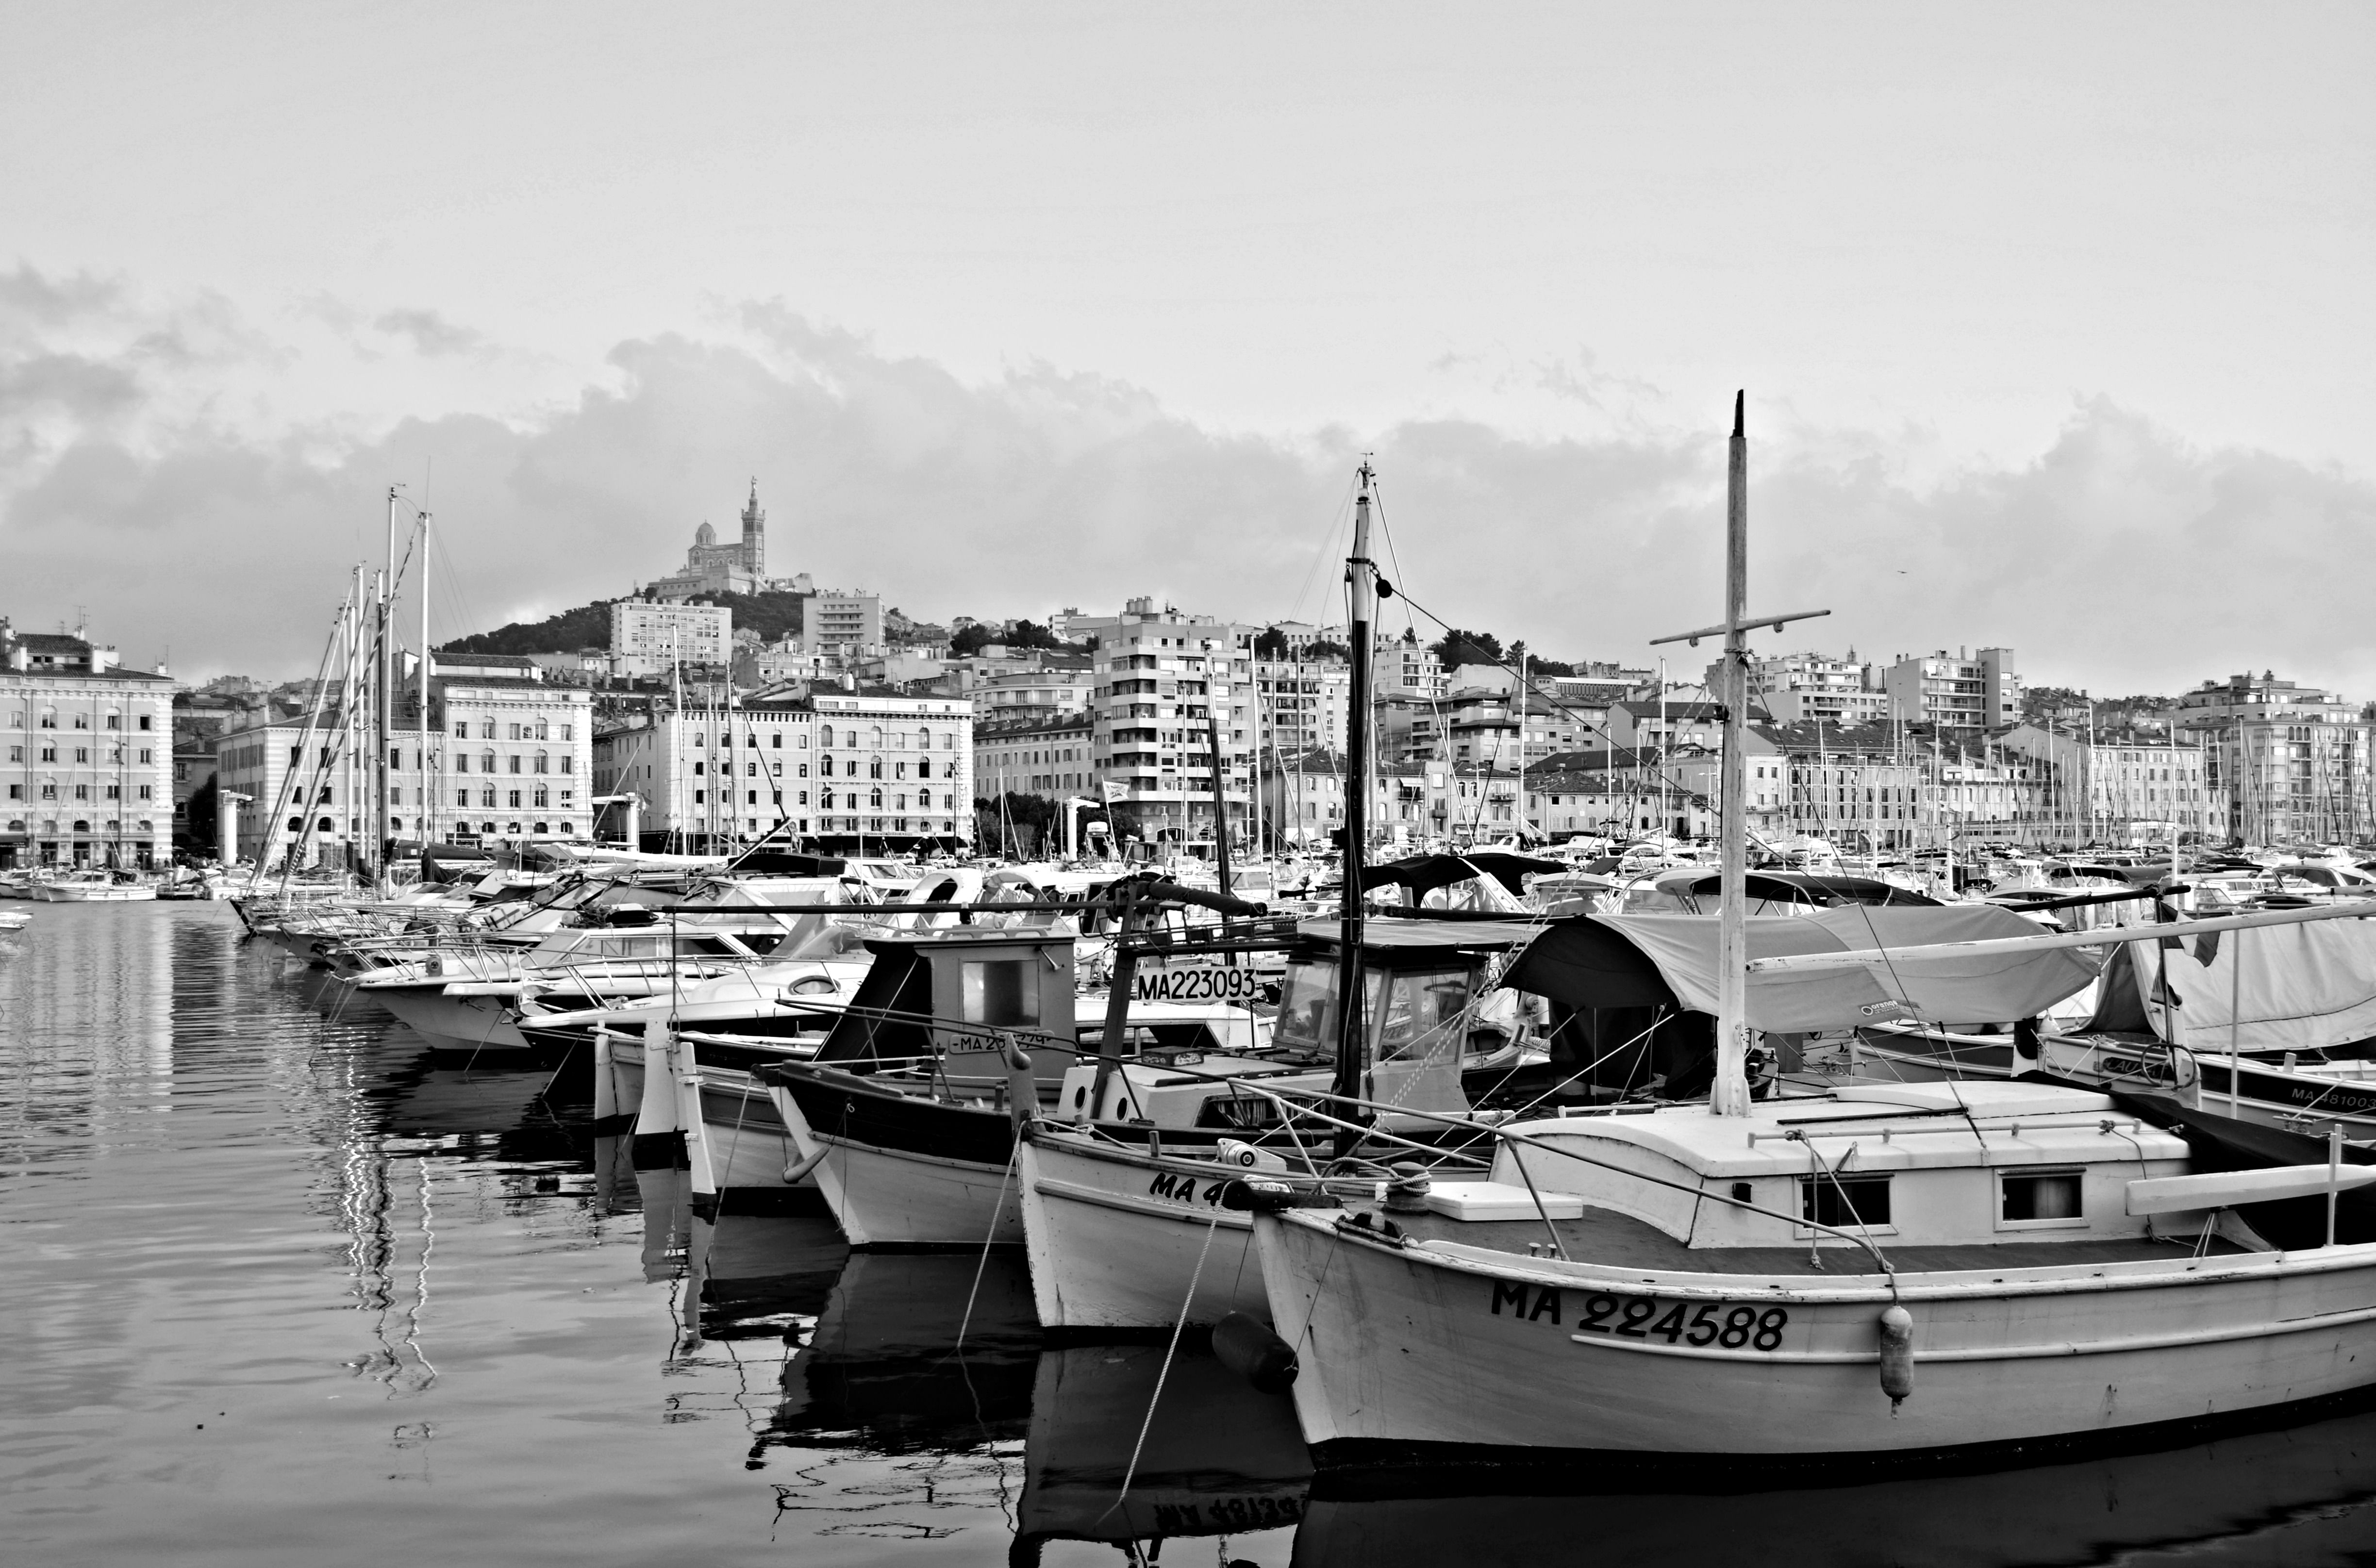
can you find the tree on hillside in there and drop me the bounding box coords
[1253,627,1290,659]
[1429,627,1503,668]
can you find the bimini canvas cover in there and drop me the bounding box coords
[2127,916,2376,1053]
[1507,903,2101,1033]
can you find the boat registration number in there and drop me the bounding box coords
[1134,964,1266,1005]
[1491,1280,1789,1351]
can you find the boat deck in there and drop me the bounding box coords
[1381,1204,2252,1276]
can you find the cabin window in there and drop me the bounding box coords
[1373,968,1474,1063]
[960,959,1039,1026]
[1799,1174,1892,1230]
[2000,1169,2086,1228]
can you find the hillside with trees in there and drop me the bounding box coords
[438,589,808,656]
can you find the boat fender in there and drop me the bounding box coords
[1333,1210,1406,1244]
[1383,1162,1432,1213]
[1878,1304,1915,1410]
[781,1146,828,1185]
[1212,1311,1298,1394]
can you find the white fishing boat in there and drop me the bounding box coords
[0,909,31,931]
[1242,394,2376,1471]
[30,870,157,902]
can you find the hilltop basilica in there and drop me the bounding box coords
[647,480,809,600]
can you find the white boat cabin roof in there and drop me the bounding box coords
[1511,1081,2190,1179]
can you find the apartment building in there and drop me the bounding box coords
[609,599,732,677]
[1731,651,1892,726]
[803,591,883,655]
[2175,673,2375,843]
[1255,658,1351,759]
[2001,725,2212,843]
[1879,647,2022,732]
[1088,602,1251,846]
[1257,748,1439,852]
[973,713,1096,798]
[0,622,176,869]
[594,697,817,846]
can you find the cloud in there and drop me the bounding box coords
[373,308,489,359]
[1,264,2372,702]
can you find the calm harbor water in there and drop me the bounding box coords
[10,901,2376,1567]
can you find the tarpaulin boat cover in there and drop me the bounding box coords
[2118,915,2376,1053]
[1505,903,2101,1032]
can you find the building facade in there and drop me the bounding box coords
[803,591,884,655]
[1255,658,1351,760]
[2175,673,2374,844]
[1879,647,2022,732]
[611,600,733,677]
[973,713,1096,799]
[1,624,176,869]
[594,698,819,847]
[1088,604,1251,846]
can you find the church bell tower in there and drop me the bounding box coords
[740,479,765,577]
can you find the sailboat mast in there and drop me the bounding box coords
[1206,706,1232,897]
[418,507,433,848]
[1711,395,1752,1118]
[378,489,396,892]
[1333,462,1378,1157]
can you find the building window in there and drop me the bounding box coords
[693,789,706,805]
[39,712,54,729]
[869,787,883,809]
[534,752,549,774]
[561,757,573,775]
[38,746,53,763]
[137,715,151,731]
[457,789,470,807]
[480,720,496,739]
[481,788,497,808]
[533,787,549,808]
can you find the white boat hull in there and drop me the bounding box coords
[370,988,533,1057]
[1019,1133,1266,1332]
[1254,1210,2376,1463]
[33,883,156,902]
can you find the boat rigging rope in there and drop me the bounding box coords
[952,1145,1020,1353]
[1102,1207,1223,1525]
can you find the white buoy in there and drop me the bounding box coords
[1878,1304,1915,1409]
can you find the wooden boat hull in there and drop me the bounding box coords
[771,1071,1025,1248]
[1019,1132,1268,1332]
[1253,1208,2376,1465]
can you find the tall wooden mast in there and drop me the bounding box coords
[1652,394,1828,1117]
[1332,462,1378,1156]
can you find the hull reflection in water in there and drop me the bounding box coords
[1291,1401,2376,1568]
[766,1251,1043,1454]
[1015,1341,1310,1562]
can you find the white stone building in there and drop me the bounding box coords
[1,623,176,869]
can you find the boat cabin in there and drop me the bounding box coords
[811,929,1081,1087]
[1479,1083,2197,1256]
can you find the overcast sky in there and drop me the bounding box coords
[5,3,2373,695]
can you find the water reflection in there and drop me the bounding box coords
[12,904,2376,1568]
[1015,1343,1309,1562]
[1291,1410,2376,1567]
